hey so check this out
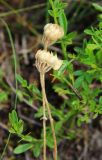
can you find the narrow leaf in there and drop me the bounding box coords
[14,143,33,154]
[92,3,102,12]
[59,10,68,34]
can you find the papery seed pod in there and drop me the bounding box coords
[43,23,64,48]
[53,59,63,70]
[35,50,50,63]
[35,49,63,72]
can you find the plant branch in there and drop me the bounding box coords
[40,73,47,160]
[43,88,57,160]
[40,72,57,160]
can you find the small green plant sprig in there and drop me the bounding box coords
[9,110,43,158]
[48,0,102,125]
[16,74,41,103]
[53,26,102,126]
[0,19,18,160]
[48,0,77,59]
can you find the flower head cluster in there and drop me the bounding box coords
[35,50,63,73]
[35,23,64,73]
[43,23,64,47]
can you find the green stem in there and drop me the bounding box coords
[0,134,11,160]
[0,19,18,160]
[63,77,82,100]
[61,42,67,59]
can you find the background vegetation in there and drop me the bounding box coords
[0,0,102,159]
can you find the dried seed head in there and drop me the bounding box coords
[35,49,63,73]
[43,23,64,48]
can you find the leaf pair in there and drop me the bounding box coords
[9,110,23,134]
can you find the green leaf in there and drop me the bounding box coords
[51,106,64,120]
[22,135,35,142]
[74,70,84,76]
[54,85,72,96]
[92,3,102,12]
[59,10,68,34]
[65,32,77,40]
[61,32,77,45]
[96,50,102,65]
[16,90,23,100]
[86,44,98,51]
[9,128,16,134]
[49,0,53,6]
[9,110,24,134]
[16,74,27,87]
[84,29,94,35]
[74,76,84,88]
[14,143,33,154]
[35,107,43,118]
[56,60,68,76]
[48,10,54,17]
[99,96,102,105]
[18,120,24,134]
[77,114,90,126]
[33,142,42,158]
[28,84,41,97]
[0,91,8,103]
[99,14,102,19]
[9,110,18,128]
[0,69,3,79]
[46,134,54,149]
[67,130,76,140]
[55,121,63,134]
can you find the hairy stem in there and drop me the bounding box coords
[44,90,57,160]
[46,100,57,160]
[40,73,47,160]
[40,72,57,160]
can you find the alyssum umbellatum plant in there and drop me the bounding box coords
[35,23,64,160]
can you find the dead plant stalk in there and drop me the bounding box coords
[40,71,57,160]
[35,23,64,160]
